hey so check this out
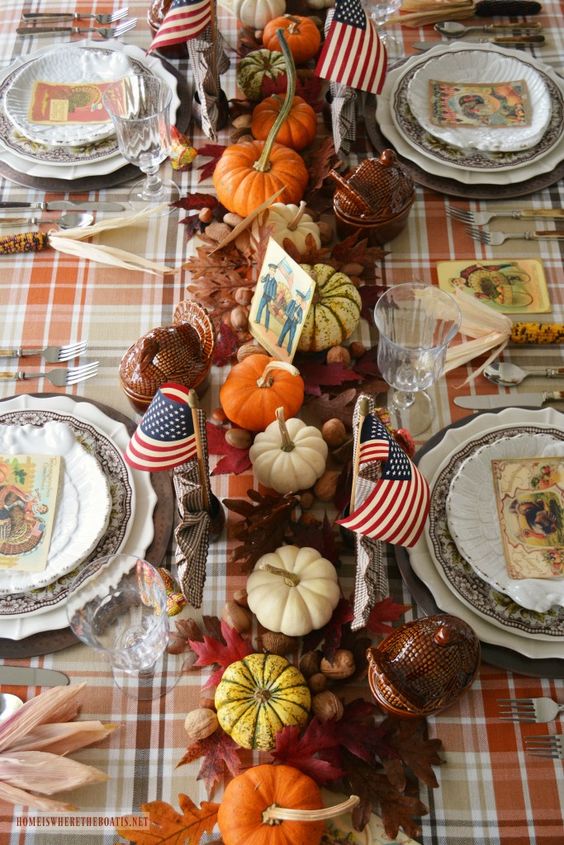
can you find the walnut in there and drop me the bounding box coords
[221,600,252,633]
[326,345,351,366]
[230,305,249,331]
[262,631,298,656]
[299,490,315,510]
[312,691,344,722]
[232,114,252,129]
[314,470,341,502]
[308,672,327,694]
[237,340,263,362]
[322,418,348,449]
[320,649,356,680]
[234,287,253,306]
[232,589,249,608]
[299,650,322,678]
[184,708,218,741]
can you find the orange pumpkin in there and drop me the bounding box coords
[213,30,308,217]
[217,764,360,845]
[219,355,304,432]
[251,95,317,151]
[263,15,321,64]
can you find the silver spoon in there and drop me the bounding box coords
[434,21,542,37]
[484,361,564,387]
[0,692,23,723]
[0,211,94,230]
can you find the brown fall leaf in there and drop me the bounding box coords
[306,389,357,428]
[380,717,444,789]
[224,489,299,572]
[117,794,219,845]
[303,137,339,194]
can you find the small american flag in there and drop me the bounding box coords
[148,0,211,53]
[337,414,430,546]
[125,383,198,472]
[315,0,387,95]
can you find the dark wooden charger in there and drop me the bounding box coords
[0,394,174,658]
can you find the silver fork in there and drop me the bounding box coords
[464,225,564,246]
[448,207,564,226]
[524,735,564,760]
[0,362,99,386]
[17,18,137,39]
[22,6,128,24]
[0,341,87,363]
[498,697,564,724]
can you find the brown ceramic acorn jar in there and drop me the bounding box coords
[119,304,214,414]
[366,613,480,718]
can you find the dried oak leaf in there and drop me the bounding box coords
[338,699,383,763]
[302,598,353,658]
[117,794,219,845]
[289,513,341,569]
[202,614,225,643]
[224,489,299,572]
[303,137,339,194]
[196,730,243,797]
[271,718,343,783]
[365,597,412,635]
[380,717,443,790]
[298,361,361,397]
[306,388,357,428]
[212,323,239,367]
[352,346,382,379]
[196,144,227,183]
[180,213,207,243]
[189,620,254,689]
[206,422,252,476]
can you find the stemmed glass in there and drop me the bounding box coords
[66,554,179,700]
[101,75,179,211]
[363,0,402,59]
[374,283,461,435]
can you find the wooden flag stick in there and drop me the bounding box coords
[349,397,369,514]
[188,390,210,512]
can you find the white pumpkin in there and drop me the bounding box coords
[249,408,327,494]
[233,0,286,29]
[247,545,340,636]
[306,0,334,8]
[253,202,321,256]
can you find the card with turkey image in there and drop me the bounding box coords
[436,259,550,313]
[429,79,531,128]
[0,453,62,572]
[249,238,314,364]
[28,80,121,125]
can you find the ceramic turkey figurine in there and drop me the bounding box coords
[366,614,480,718]
[119,322,212,413]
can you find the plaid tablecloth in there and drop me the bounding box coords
[0,1,562,843]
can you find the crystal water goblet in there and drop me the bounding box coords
[374,283,461,435]
[66,554,178,700]
[101,75,179,211]
[363,0,402,59]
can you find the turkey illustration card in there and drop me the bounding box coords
[0,452,62,572]
[491,457,564,580]
[249,238,314,364]
[436,259,550,313]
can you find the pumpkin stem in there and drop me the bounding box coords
[287,201,307,231]
[256,360,300,388]
[261,563,300,587]
[275,406,295,452]
[262,795,360,825]
[285,14,302,33]
[254,29,296,174]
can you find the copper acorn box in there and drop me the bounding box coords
[367,614,480,718]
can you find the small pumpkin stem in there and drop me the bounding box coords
[287,201,307,231]
[275,406,295,452]
[254,29,296,174]
[261,563,300,586]
[256,360,300,388]
[262,795,360,824]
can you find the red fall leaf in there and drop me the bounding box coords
[365,597,412,635]
[205,422,252,476]
[260,73,324,111]
[271,719,343,784]
[196,730,244,797]
[298,361,361,396]
[196,144,227,183]
[211,323,239,367]
[289,513,341,568]
[174,192,218,211]
[359,283,387,322]
[189,620,254,689]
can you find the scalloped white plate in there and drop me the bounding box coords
[0,421,111,595]
[406,49,551,152]
[446,433,564,612]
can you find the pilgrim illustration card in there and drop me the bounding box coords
[249,238,315,364]
[436,259,550,313]
[429,79,531,128]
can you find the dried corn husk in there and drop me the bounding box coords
[445,290,512,382]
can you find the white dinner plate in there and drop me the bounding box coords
[376,43,564,185]
[446,432,564,612]
[406,49,551,152]
[0,420,111,594]
[0,41,180,180]
[408,407,564,660]
[0,395,157,639]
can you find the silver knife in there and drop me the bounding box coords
[0,201,125,213]
[0,666,70,686]
[455,391,564,410]
[413,37,545,51]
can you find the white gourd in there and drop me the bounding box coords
[232,0,286,29]
[253,202,321,256]
[247,545,340,636]
[305,0,335,8]
[249,408,327,494]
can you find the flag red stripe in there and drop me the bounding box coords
[315,11,387,95]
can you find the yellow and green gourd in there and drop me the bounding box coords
[214,653,311,750]
[298,263,362,352]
